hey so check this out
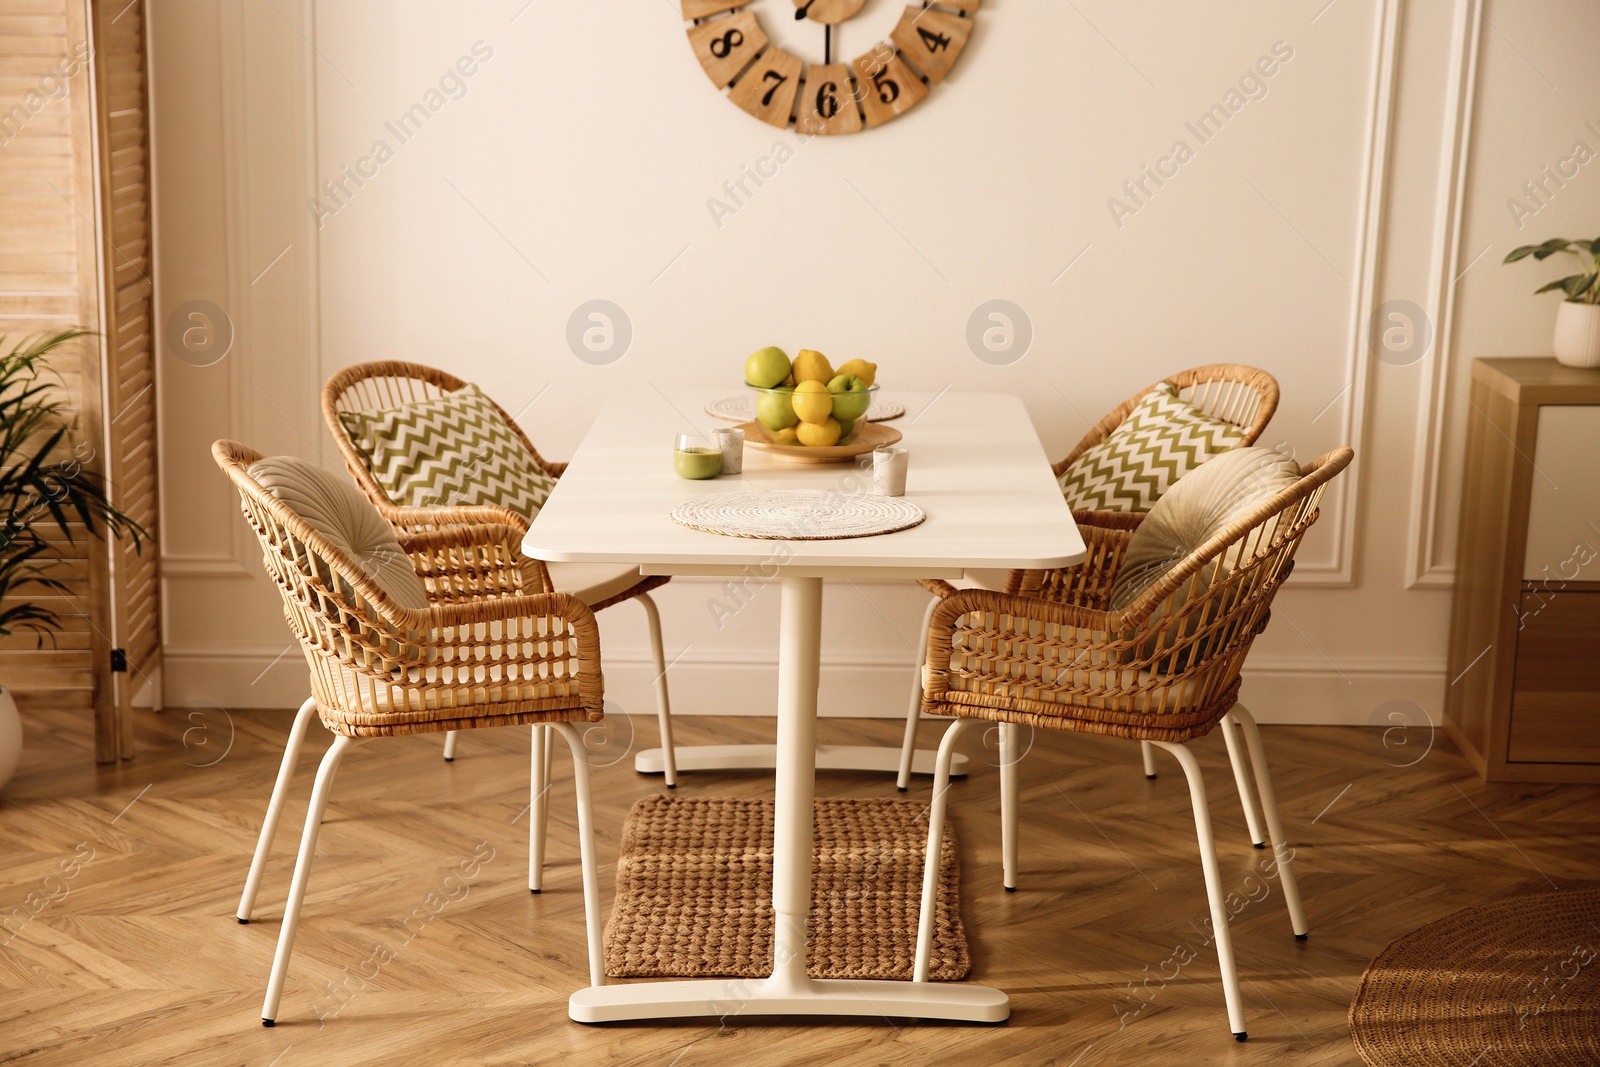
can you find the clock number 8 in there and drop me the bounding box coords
[815,80,840,119]
[871,69,899,104]
[708,28,744,59]
[916,27,951,53]
[761,69,788,107]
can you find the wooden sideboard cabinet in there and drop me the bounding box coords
[1445,357,1600,783]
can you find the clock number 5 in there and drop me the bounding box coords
[871,68,899,104]
[709,28,745,58]
[761,69,788,107]
[916,27,951,53]
[815,80,840,119]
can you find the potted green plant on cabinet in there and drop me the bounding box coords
[1504,236,1600,368]
[0,330,144,792]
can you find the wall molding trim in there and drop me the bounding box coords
[1406,0,1483,588]
[1295,0,1401,586]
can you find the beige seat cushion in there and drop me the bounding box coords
[248,456,429,611]
[1109,447,1301,611]
[547,561,645,606]
[951,568,1012,591]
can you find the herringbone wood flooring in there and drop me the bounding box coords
[2,701,1597,1066]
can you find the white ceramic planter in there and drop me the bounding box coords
[1553,300,1600,369]
[0,687,20,793]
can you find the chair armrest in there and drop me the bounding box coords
[922,588,1128,714]
[375,499,531,538]
[1012,516,1139,609]
[398,523,554,601]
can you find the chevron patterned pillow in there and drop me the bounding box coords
[339,383,559,520]
[1057,381,1247,512]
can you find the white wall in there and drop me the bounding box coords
[150,1,1600,727]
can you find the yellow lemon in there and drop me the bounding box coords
[836,358,877,387]
[796,417,841,447]
[769,425,800,445]
[791,379,834,424]
[791,349,834,384]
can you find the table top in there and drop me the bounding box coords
[522,389,1086,579]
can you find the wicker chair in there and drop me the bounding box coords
[896,364,1281,801]
[911,447,1354,1040]
[321,361,682,786]
[214,440,606,1026]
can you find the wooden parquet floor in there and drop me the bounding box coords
[2,702,1597,1067]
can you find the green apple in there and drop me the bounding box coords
[745,346,791,389]
[830,375,871,422]
[827,373,853,394]
[755,387,800,431]
[835,416,857,442]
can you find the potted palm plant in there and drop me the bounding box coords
[1503,236,1600,368]
[0,330,144,792]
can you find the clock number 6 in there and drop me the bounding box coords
[871,69,899,104]
[708,28,744,59]
[916,27,951,52]
[815,80,840,119]
[760,69,788,107]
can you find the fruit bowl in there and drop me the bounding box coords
[746,382,878,447]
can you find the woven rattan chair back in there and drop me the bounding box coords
[211,439,602,737]
[320,360,564,527]
[1053,364,1280,476]
[925,447,1352,743]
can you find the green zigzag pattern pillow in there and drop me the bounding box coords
[339,383,558,520]
[1057,381,1247,512]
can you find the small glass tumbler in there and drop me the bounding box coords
[673,434,722,480]
[873,446,909,497]
[712,427,745,474]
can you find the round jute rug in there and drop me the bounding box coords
[1349,887,1600,1066]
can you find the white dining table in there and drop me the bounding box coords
[523,388,1086,1024]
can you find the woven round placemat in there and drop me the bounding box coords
[705,395,906,423]
[603,795,970,981]
[672,490,925,540]
[1349,887,1600,1066]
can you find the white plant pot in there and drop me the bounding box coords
[1553,300,1600,369]
[0,687,20,793]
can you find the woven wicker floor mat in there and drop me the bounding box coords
[603,795,970,981]
[1348,886,1600,1066]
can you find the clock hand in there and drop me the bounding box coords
[795,0,816,20]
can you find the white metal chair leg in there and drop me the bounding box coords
[914,719,970,981]
[999,723,1020,892]
[1140,740,1157,779]
[442,731,459,761]
[1221,714,1267,848]
[530,724,549,892]
[261,733,357,1026]
[238,697,320,923]
[896,595,943,791]
[636,592,678,789]
[548,722,606,987]
[1231,705,1308,938]
[1150,739,1248,1040]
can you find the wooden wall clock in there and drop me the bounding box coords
[683,1,979,134]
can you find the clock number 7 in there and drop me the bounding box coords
[916,27,951,53]
[760,69,788,107]
[871,68,899,104]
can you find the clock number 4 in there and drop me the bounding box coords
[916,27,951,53]
[761,69,788,107]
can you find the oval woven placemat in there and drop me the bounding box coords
[671,490,925,540]
[1348,886,1600,1066]
[705,394,906,423]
